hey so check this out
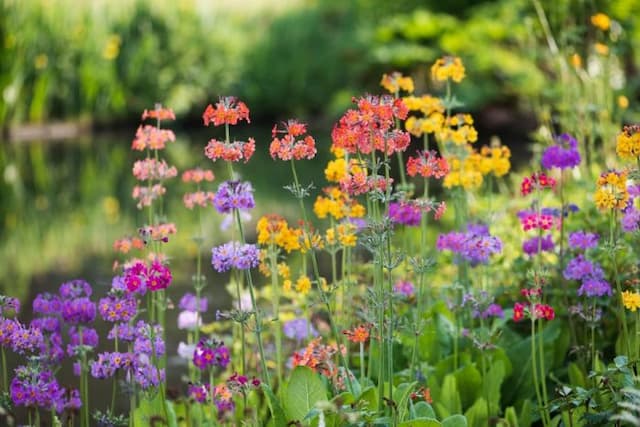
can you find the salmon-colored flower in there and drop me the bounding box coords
[131,125,176,151]
[342,324,371,343]
[202,97,250,126]
[270,120,317,161]
[142,104,176,121]
[204,138,255,163]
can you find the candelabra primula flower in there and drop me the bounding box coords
[479,143,511,177]
[622,291,640,311]
[131,125,175,151]
[213,181,255,214]
[406,150,449,178]
[380,72,414,94]
[616,125,640,161]
[522,235,554,256]
[202,97,250,127]
[142,105,176,122]
[431,56,466,83]
[595,170,629,211]
[211,242,260,272]
[132,158,178,181]
[205,138,256,163]
[521,172,556,196]
[343,324,371,343]
[270,120,317,161]
[568,231,599,250]
[193,338,231,370]
[182,168,215,183]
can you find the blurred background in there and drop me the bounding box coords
[0,0,639,308]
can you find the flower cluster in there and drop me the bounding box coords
[270,120,317,161]
[98,292,137,323]
[437,224,503,266]
[193,338,231,370]
[256,215,302,252]
[522,235,554,256]
[438,114,478,146]
[616,125,640,161]
[331,95,410,155]
[380,72,414,94]
[123,260,173,294]
[211,242,260,272]
[202,97,250,126]
[314,186,366,221]
[132,158,178,181]
[406,150,449,178]
[431,56,465,83]
[462,291,504,319]
[10,365,77,412]
[213,181,255,214]
[541,133,581,170]
[342,324,371,343]
[594,170,629,211]
[204,138,256,163]
[479,143,511,177]
[521,172,556,196]
[283,318,318,341]
[517,210,557,232]
[564,254,611,297]
[568,231,599,250]
[393,280,415,298]
[131,125,176,151]
[142,105,175,122]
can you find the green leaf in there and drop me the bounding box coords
[359,386,379,412]
[454,364,482,408]
[464,398,487,427]
[484,360,506,415]
[395,381,418,422]
[284,366,327,423]
[568,362,586,389]
[439,374,462,416]
[398,418,442,427]
[504,406,519,427]
[442,414,468,427]
[519,399,532,427]
[413,401,437,419]
[262,383,287,427]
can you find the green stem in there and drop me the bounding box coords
[611,209,631,357]
[234,208,271,387]
[360,342,365,385]
[235,270,247,377]
[530,318,547,426]
[537,321,550,424]
[269,246,283,390]
[289,159,355,395]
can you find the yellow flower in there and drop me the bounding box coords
[618,95,629,109]
[431,56,465,83]
[34,54,48,70]
[594,43,609,56]
[325,228,337,246]
[295,275,312,295]
[380,72,415,94]
[622,291,640,311]
[616,125,640,160]
[337,223,357,247]
[325,158,347,182]
[591,13,611,31]
[283,279,292,292]
[595,170,629,211]
[570,53,582,69]
[277,262,291,280]
[102,34,121,60]
[479,141,511,177]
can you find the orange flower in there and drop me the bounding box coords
[202,97,250,126]
[343,324,371,343]
[142,104,176,121]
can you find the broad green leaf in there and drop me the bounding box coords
[485,360,506,415]
[464,398,487,427]
[519,399,532,427]
[398,418,442,427]
[439,374,462,416]
[262,383,287,427]
[359,386,379,412]
[454,364,482,408]
[504,406,519,427]
[442,414,468,427]
[394,381,418,422]
[567,362,586,389]
[413,401,437,419]
[284,367,327,423]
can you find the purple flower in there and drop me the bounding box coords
[563,255,604,281]
[189,383,208,403]
[193,339,231,370]
[541,133,581,169]
[177,342,196,360]
[179,293,208,312]
[108,323,136,342]
[522,234,554,256]
[393,280,415,297]
[59,279,92,299]
[10,365,62,410]
[61,297,96,324]
[133,321,165,358]
[437,228,502,266]
[131,355,164,389]
[283,318,317,341]
[33,293,62,315]
[147,261,173,291]
[98,293,137,323]
[568,231,599,250]
[30,316,60,334]
[67,327,99,356]
[388,202,422,226]
[481,303,504,319]
[622,206,640,232]
[578,277,612,297]
[213,181,255,214]
[10,323,44,355]
[211,242,259,272]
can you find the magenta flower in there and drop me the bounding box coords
[193,339,231,370]
[388,202,422,226]
[522,235,554,256]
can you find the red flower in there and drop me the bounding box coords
[406,151,449,179]
[513,302,526,322]
[521,172,556,196]
[270,120,317,161]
